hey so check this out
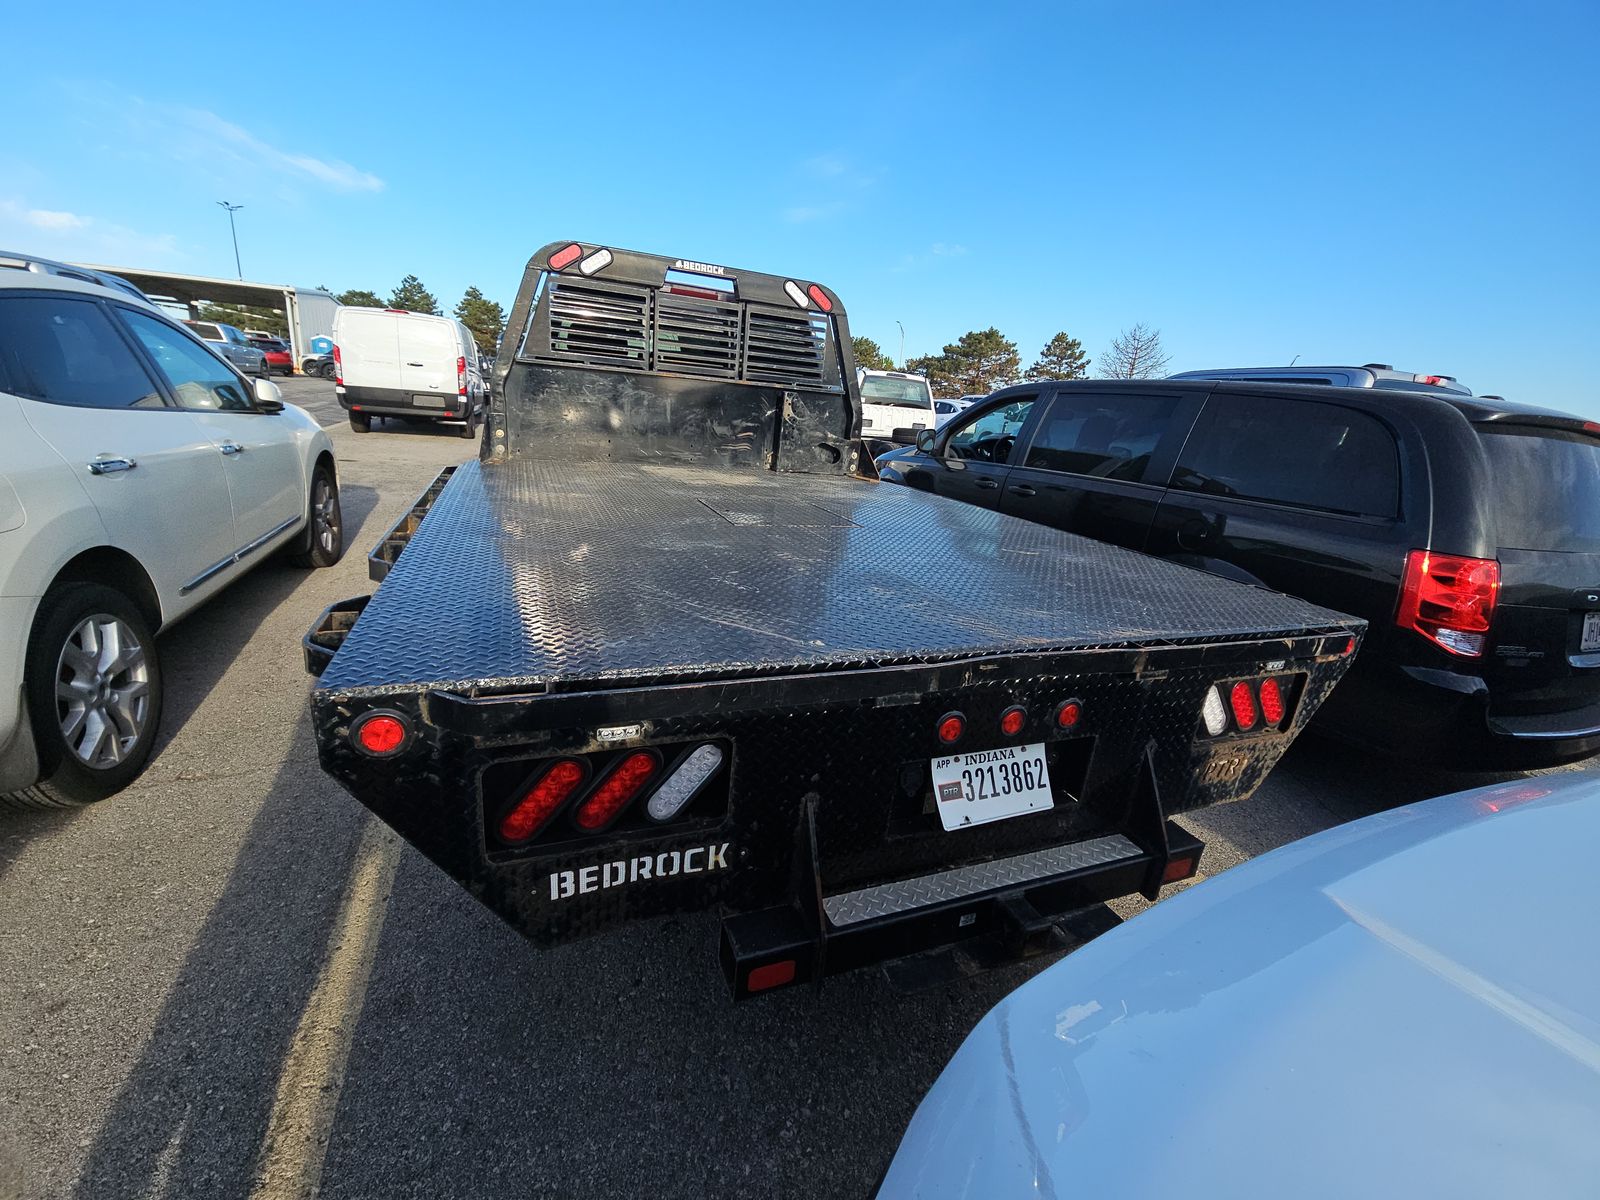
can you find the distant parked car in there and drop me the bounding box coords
[333,306,487,437]
[246,334,294,376]
[877,379,1600,768]
[880,774,1600,1199]
[0,272,343,805]
[933,397,973,426]
[184,320,270,379]
[1169,362,1473,395]
[301,353,336,380]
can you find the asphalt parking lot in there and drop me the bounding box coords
[2,375,1594,1200]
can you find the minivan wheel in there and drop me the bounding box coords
[349,412,372,433]
[290,463,344,568]
[5,583,163,809]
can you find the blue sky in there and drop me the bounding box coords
[4,1,1597,411]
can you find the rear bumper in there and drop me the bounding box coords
[338,384,473,418]
[1319,660,1600,767]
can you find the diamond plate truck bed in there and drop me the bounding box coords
[305,242,1363,998]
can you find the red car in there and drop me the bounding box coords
[246,334,295,375]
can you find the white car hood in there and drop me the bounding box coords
[881,777,1600,1199]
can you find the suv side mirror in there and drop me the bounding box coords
[253,377,285,412]
[915,428,938,454]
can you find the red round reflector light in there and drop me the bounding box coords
[1230,682,1258,731]
[806,284,833,313]
[548,243,583,271]
[1000,706,1027,737]
[937,712,966,745]
[353,712,407,756]
[1259,678,1285,725]
[573,750,661,832]
[1055,699,1083,729]
[500,759,587,843]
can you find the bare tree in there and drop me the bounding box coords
[1099,323,1171,379]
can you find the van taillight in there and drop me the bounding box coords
[457,355,467,395]
[1396,550,1500,657]
[333,344,342,386]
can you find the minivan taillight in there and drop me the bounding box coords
[1396,550,1500,657]
[457,355,467,395]
[333,344,342,386]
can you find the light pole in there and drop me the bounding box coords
[896,320,905,368]
[216,201,244,278]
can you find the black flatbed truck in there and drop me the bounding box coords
[305,242,1362,998]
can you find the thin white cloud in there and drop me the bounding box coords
[784,202,847,224]
[172,106,384,193]
[0,198,180,266]
[891,242,970,272]
[27,208,88,230]
[780,155,882,222]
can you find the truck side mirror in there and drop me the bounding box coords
[915,429,938,454]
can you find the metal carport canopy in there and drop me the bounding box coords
[74,264,331,362]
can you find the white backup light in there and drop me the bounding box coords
[1200,686,1228,737]
[646,744,725,822]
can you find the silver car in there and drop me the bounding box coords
[881,774,1600,1198]
[183,319,270,379]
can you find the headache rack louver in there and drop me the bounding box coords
[520,243,845,393]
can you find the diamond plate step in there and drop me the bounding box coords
[822,835,1142,928]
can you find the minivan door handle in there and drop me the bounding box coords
[87,456,137,475]
[974,478,1000,490]
[1009,485,1037,498]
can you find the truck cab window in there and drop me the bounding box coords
[946,399,1035,463]
[1024,392,1177,482]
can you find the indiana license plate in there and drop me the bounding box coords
[1583,611,1600,653]
[930,743,1054,832]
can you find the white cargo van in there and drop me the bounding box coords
[333,307,487,438]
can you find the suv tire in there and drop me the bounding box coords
[289,463,344,569]
[5,583,163,808]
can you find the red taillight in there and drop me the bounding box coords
[1162,855,1197,883]
[1397,550,1500,657]
[747,959,797,993]
[500,759,588,843]
[1415,374,1446,386]
[1000,706,1026,737]
[1229,682,1257,731]
[352,712,407,756]
[937,712,966,745]
[333,343,342,385]
[549,243,583,271]
[572,751,661,832]
[1055,699,1083,730]
[666,284,724,300]
[1258,678,1285,725]
[457,355,467,395]
[806,284,833,312]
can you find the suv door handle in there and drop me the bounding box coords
[87,456,137,475]
[219,442,245,455]
[975,478,1000,490]
[1009,485,1037,498]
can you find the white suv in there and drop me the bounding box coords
[0,272,343,805]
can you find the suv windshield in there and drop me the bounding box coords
[1482,429,1600,553]
[862,376,933,409]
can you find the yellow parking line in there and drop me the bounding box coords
[250,820,401,1199]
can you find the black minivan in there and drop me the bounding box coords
[877,379,1600,767]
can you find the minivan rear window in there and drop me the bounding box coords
[1173,392,1400,518]
[1480,429,1600,553]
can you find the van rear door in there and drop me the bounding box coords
[1476,422,1600,729]
[398,315,458,401]
[336,309,402,391]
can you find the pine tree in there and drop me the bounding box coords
[851,336,893,370]
[336,288,384,308]
[1024,332,1091,381]
[906,328,1020,395]
[387,275,440,316]
[455,286,507,356]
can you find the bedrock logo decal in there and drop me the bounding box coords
[548,842,731,900]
